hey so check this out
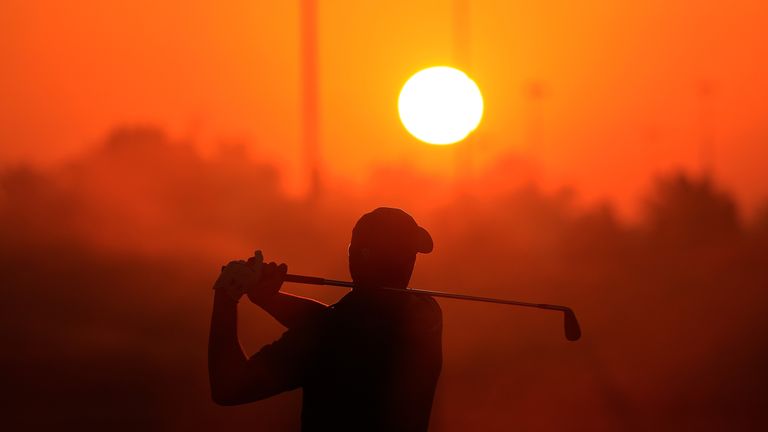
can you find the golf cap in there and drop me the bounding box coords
[352,207,433,254]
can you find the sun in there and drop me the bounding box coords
[398,66,484,145]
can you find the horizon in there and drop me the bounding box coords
[3,123,766,224]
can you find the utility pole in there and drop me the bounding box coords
[453,0,470,70]
[453,0,472,188]
[697,80,715,177]
[301,0,321,200]
[525,81,545,151]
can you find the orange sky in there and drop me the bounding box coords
[1,0,767,216]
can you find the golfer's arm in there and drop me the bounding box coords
[208,291,277,405]
[259,292,328,329]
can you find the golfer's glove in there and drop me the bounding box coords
[213,251,264,302]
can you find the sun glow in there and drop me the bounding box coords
[398,66,484,145]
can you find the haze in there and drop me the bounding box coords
[2,0,767,214]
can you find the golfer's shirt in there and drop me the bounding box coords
[250,289,443,432]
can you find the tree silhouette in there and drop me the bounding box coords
[643,172,740,246]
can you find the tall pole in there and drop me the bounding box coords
[301,0,321,200]
[697,80,715,177]
[526,81,545,151]
[453,0,472,190]
[453,0,470,69]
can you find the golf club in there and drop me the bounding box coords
[284,273,581,341]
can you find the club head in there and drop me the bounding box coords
[563,309,581,341]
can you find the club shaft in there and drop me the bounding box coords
[284,273,571,313]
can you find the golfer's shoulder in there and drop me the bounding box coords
[403,293,442,330]
[409,292,441,313]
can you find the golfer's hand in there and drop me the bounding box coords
[246,254,287,306]
[213,251,264,303]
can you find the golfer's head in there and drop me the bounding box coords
[349,207,433,289]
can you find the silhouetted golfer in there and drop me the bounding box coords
[208,207,442,431]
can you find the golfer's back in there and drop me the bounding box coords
[289,289,442,431]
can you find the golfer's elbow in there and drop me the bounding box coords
[209,368,247,406]
[211,393,243,406]
[211,391,237,406]
[210,382,249,406]
[210,374,277,406]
